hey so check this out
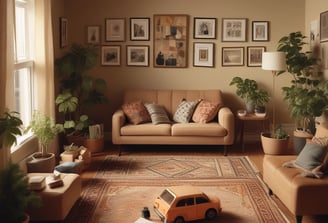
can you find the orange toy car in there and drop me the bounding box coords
[153,185,221,223]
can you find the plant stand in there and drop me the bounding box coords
[261,133,290,155]
[26,152,56,173]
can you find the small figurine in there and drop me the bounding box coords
[141,206,150,219]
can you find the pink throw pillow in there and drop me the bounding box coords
[122,101,151,125]
[192,100,220,123]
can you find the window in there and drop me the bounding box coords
[13,0,35,149]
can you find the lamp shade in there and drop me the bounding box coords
[262,51,287,71]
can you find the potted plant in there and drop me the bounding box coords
[55,44,108,151]
[25,111,63,173]
[230,76,269,114]
[277,31,328,153]
[0,111,23,151]
[260,125,290,155]
[0,162,42,223]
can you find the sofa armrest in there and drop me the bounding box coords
[112,110,126,144]
[218,107,235,144]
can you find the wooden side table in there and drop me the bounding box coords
[237,113,269,152]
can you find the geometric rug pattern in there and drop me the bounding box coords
[64,155,289,223]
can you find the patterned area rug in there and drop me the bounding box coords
[64,156,289,223]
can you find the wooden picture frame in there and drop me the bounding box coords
[101,46,121,66]
[127,45,149,66]
[60,17,68,48]
[130,18,150,41]
[320,10,328,43]
[193,17,216,39]
[105,18,125,42]
[247,46,266,67]
[252,21,269,41]
[222,47,244,66]
[222,18,247,42]
[193,43,215,67]
[153,14,189,68]
[86,25,100,44]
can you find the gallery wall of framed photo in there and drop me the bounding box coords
[81,10,326,69]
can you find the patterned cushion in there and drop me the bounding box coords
[192,100,221,123]
[173,99,201,123]
[144,103,171,125]
[122,101,151,125]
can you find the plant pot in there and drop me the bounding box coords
[260,132,290,155]
[293,130,313,154]
[245,102,254,113]
[84,137,104,153]
[26,152,56,173]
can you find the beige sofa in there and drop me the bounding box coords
[112,89,235,155]
[263,124,328,223]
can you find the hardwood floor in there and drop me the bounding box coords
[81,138,328,223]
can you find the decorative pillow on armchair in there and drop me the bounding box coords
[122,101,151,125]
[173,98,201,123]
[192,100,221,123]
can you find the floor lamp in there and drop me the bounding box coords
[261,52,286,133]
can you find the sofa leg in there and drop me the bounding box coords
[118,145,122,156]
[268,188,273,196]
[296,215,303,223]
[224,145,228,156]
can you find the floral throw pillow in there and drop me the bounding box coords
[122,101,151,125]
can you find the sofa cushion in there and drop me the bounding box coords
[121,123,171,136]
[172,122,227,136]
[173,99,201,123]
[192,100,220,123]
[122,101,151,125]
[144,103,171,125]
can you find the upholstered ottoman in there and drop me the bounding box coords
[26,173,81,221]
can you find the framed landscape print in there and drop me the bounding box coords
[193,17,216,39]
[193,43,215,67]
[247,46,266,67]
[127,45,149,66]
[105,18,125,42]
[153,14,189,68]
[320,10,328,42]
[86,25,100,44]
[252,21,269,41]
[222,47,244,66]
[101,46,121,66]
[130,18,150,41]
[222,18,247,42]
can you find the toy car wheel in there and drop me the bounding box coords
[205,208,217,220]
[174,216,185,223]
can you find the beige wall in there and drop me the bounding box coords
[53,0,317,132]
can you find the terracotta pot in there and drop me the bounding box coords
[261,132,290,155]
[84,137,104,153]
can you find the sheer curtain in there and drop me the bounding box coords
[0,0,15,169]
[0,0,56,168]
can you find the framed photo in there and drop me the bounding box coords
[101,46,121,66]
[127,45,149,66]
[153,14,189,68]
[193,17,217,39]
[105,18,125,42]
[86,26,100,44]
[130,18,150,41]
[60,17,68,48]
[320,11,328,42]
[222,18,247,42]
[247,46,266,67]
[252,21,269,41]
[193,43,215,67]
[222,47,244,66]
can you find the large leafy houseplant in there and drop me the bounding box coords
[277,31,328,134]
[55,44,108,138]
